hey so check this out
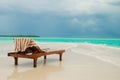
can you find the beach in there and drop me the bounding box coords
[0,42,120,80]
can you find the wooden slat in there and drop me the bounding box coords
[8,50,65,59]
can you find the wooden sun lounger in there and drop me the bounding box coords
[8,50,65,68]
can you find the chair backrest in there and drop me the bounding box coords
[14,38,33,52]
[14,38,45,53]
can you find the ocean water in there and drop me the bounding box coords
[0,37,120,47]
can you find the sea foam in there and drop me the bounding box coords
[71,43,120,67]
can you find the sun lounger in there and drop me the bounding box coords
[8,38,65,68]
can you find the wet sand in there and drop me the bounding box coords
[0,43,120,80]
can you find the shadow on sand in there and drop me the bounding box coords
[7,60,64,80]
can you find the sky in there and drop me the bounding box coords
[0,0,120,38]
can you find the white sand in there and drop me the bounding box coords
[0,42,120,80]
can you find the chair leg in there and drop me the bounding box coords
[33,58,37,68]
[44,55,46,59]
[14,57,18,65]
[59,53,62,61]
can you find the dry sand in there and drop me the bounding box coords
[0,42,120,80]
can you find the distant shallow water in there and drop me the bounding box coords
[0,37,120,47]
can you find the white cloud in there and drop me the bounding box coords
[0,0,120,15]
[71,17,96,28]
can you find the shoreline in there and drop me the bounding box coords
[1,40,120,48]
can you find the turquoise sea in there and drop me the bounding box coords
[0,37,120,47]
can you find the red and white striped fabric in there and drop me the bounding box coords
[14,38,36,52]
